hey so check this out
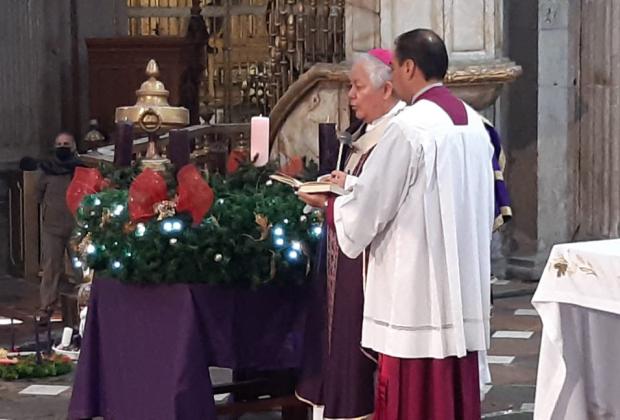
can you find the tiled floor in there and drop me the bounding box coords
[0,275,541,419]
[483,280,540,419]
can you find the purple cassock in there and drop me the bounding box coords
[296,121,376,419]
[484,121,512,230]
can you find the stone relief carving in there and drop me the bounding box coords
[346,0,381,57]
[270,81,349,163]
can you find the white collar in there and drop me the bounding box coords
[410,82,444,104]
[366,101,406,132]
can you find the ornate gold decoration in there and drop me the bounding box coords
[76,233,93,258]
[266,0,345,109]
[553,257,569,277]
[115,60,189,171]
[83,119,106,148]
[550,254,597,278]
[123,222,137,235]
[115,60,189,134]
[100,208,113,229]
[241,213,271,242]
[445,60,523,86]
[255,213,271,240]
[82,267,95,284]
[77,283,91,307]
[154,200,177,220]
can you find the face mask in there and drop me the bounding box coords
[55,146,73,161]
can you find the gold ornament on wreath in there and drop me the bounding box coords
[154,200,178,220]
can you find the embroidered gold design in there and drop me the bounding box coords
[550,254,597,278]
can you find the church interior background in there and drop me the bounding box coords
[1,0,619,418]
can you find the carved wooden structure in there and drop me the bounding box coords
[86,37,200,135]
[123,0,346,122]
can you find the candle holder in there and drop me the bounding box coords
[231,132,250,162]
[114,59,190,170]
[318,122,338,174]
[204,134,229,174]
[83,119,107,151]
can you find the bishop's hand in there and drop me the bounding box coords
[297,191,330,209]
[329,171,347,188]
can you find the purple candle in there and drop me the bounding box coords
[113,122,134,167]
[168,129,190,168]
[318,122,338,175]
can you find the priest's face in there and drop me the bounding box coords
[390,57,411,102]
[348,62,392,123]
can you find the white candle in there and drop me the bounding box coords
[250,116,270,167]
[61,327,73,348]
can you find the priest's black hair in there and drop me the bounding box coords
[394,29,449,81]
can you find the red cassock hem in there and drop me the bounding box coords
[374,352,481,420]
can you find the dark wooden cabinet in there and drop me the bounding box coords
[86,37,197,135]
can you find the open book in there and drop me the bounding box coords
[269,172,347,196]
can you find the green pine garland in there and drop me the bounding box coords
[0,356,73,381]
[74,162,323,288]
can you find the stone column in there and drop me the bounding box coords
[497,0,539,273]
[377,0,519,111]
[379,0,500,61]
[536,0,580,249]
[576,0,620,239]
[504,0,582,279]
[345,0,381,58]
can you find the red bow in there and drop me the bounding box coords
[128,169,168,222]
[176,164,214,225]
[66,167,104,215]
[280,156,303,177]
[128,166,214,225]
[226,149,247,174]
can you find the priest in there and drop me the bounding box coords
[299,29,494,420]
[296,48,405,420]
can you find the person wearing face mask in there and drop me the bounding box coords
[34,132,85,321]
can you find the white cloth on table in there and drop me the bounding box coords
[533,239,620,420]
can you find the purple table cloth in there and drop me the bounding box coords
[68,278,308,420]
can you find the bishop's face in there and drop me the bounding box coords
[348,62,390,123]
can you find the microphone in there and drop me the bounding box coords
[336,131,352,170]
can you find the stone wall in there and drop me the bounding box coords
[345,0,381,58]
[379,0,501,61]
[502,0,604,279]
[498,0,539,269]
[576,0,620,239]
[0,0,126,275]
[347,0,502,60]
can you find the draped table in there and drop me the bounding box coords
[68,278,308,420]
[532,239,620,420]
